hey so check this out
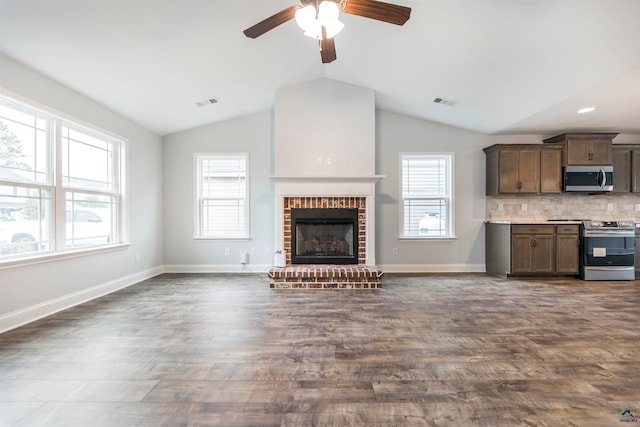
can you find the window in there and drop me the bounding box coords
[0,94,124,260]
[196,153,249,239]
[400,153,453,238]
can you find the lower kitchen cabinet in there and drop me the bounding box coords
[486,222,580,277]
[511,225,555,274]
[556,225,580,274]
[636,228,640,279]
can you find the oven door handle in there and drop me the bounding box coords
[583,230,635,237]
[583,266,635,271]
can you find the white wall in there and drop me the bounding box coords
[163,111,274,271]
[274,78,375,176]
[163,106,488,273]
[376,110,488,272]
[0,54,164,332]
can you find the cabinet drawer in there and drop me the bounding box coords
[556,225,579,235]
[511,225,555,235]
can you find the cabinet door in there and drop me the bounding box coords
[511,235,533,274]
[557,234,579,274]
[532,235,555,273]
[540,149,562,193]
[518,150,540,193]
[635,236,640,278]
[498,150,520,193]
[612,148,631,193]
[632,150,640,193]
[589,140,612,164]
[566,140,591,165]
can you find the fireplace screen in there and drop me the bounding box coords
[291,208,358,264]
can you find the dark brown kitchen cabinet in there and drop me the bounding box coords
[486,222,579,277]
[556,225,580,274]
[540,148,562,193]
[511,225,555,274]
[484,145,562,195]
[543,133,617,166]
[612,145,640,193]
[635,228,640,279]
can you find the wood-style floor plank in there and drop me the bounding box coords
[0,273,638,426]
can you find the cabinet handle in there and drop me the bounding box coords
[531,239,537,248]
[517,182,522,190]
[588,152,594,161]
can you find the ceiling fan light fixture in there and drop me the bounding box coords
[318,1,344,38]
[295,5,318,30]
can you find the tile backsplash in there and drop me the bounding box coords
[487,194,640,222]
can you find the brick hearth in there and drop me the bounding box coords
[267,265,383,289]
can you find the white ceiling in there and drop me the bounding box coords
[1,0,639,137]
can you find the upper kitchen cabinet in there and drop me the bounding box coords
[484,144,562,195]
[612,145,640,193]
[543,133,617,166]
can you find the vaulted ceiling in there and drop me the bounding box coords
[1,0,639,137]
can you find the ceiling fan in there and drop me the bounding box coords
[243,0,411,64]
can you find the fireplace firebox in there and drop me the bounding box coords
[291,208,359,264]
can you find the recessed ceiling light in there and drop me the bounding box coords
[577,107,596,114]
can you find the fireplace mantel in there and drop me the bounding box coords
[269,175,384,183]
[271,175,383,266]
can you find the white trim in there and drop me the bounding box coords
[381,263,486,273]
[0,265,163,334]
[0,243,130,271]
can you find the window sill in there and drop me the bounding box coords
[399,236,458,241]
[0,243,130,271]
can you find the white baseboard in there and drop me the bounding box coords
[163,264,272,273]
[0,265,163,334]
[380,264,486,274]
[164,264,486,274]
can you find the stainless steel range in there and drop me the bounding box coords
[580,220,636,281]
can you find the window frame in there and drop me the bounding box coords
[0,91,128,267]
[194,152,250,240]
[399,152,455,239]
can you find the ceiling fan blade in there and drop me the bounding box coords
[320,28,337,63]
[343,0,411,26]
[243,5,301,38]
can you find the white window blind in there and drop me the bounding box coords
[401,153,453,238]
[196,153,249,238]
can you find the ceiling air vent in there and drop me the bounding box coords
[196,98,218,107]
[433,97,458,107]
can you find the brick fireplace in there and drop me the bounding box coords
[269,79,381,288]
[284,196,366,265]
[267,177,383,288]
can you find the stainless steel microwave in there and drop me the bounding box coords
[564,165,613,192]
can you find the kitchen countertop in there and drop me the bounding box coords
[486,220,583,225]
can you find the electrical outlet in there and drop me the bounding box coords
[392,248,398,256]
[521,203,527,212]
[636,204,640,211]
[607,203,613,211]
[135,253,140,263]
[240,251,248,264]
[224,248,230,256]
[498,203,504,211]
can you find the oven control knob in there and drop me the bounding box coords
[617,220,632,227]
[590,221,603,227]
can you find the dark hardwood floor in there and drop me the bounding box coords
[0,273,638,426]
